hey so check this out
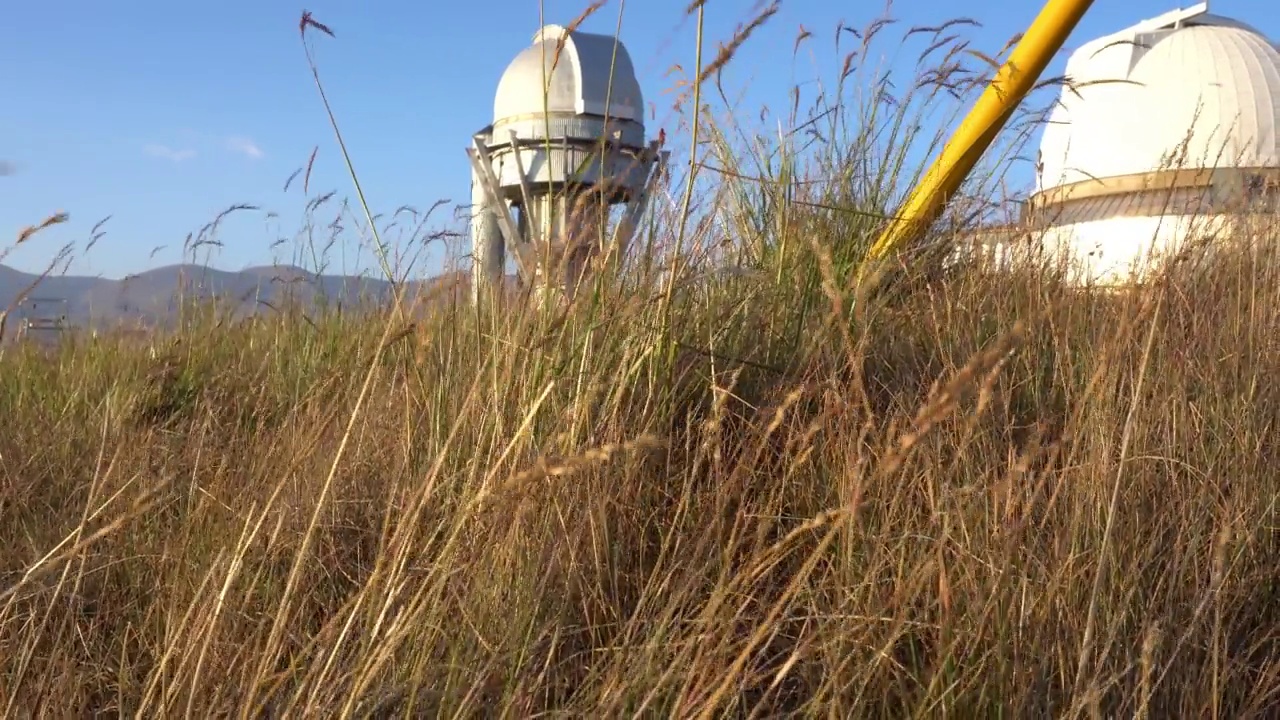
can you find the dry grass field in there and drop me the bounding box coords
[2,5,1278,717]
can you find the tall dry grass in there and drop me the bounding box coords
[2,5,1279,717]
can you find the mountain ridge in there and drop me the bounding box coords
[0,262,476,333]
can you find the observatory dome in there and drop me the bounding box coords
[1020,5,1280,287]
[1125,25,1280,172]
[1038,14,1280,191]
[468,23,666,308]
[493,25,645,129]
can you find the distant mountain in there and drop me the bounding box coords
[0,263,480,335]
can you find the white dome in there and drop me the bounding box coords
[1037,10,1280,193]
[493,25,644,126]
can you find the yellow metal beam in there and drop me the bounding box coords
[860,0,1096,276]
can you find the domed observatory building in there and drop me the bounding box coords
[467,24,666,305]
[1025,3,1280,285]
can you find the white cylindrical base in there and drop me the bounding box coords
[470,168,506,305]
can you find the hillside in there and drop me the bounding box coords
[0,263,477,330]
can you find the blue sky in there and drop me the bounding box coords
[2,0,1276,279]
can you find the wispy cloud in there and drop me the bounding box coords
[225,135,264,160]
[143,143,197,162]
[143,133,263,163]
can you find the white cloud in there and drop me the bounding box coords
[143,143,197,162]
[142,133,264,163]
[225,135,264,160]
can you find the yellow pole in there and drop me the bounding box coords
[860,0,1095,274]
